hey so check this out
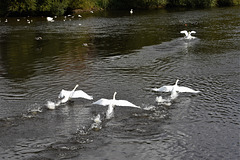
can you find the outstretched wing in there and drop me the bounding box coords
[93,99,140,109]
[180,30,188,36]
[152,85,174,92]
[176,86,200,93]
[93,98,112,106]
[190,31,196,34]
[114,100,140,109]
[71,90,93,100]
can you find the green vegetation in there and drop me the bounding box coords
[0,0,239,16]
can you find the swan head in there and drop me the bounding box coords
[73,84,79,91]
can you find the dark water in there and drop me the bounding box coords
[0,7,239,160]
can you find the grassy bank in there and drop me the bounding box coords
[0,0,239,17]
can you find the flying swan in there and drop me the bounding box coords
[153,79,200,100]
[180,30,196,39]
[46,84,93,110]
[93,92,140,119]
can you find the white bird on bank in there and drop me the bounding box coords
[93,92,140,119]
[58,84,93,103]
[46,17,54,22]
[180,30,196,39]
[130,9,133,14]
[153,79,200,100]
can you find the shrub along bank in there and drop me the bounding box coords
[0,0,239,16]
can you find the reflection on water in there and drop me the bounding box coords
[0,7,239,160]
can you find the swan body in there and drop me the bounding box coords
[93,92,140,109]
[58,84,93,103]
[47,17,54,22]
[93,92,140,119]
[130,9,133,14]
[153,79,200,94]
[180,30,196,39]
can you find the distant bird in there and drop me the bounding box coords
[58,84,93,103]
[153,79,200,94]
[93,92,140,119]
[46,17,54,22]
[130,9,133,14]
[35,37,42,40]
[180,30,196,39]
[78,14,82,18]
[90,11,94,13]
[5,19,8,23]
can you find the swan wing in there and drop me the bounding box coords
[190,31,196,34]
[113,100,141,109]
[180,30,188,36]
[93,98,112,106]
[152,85,174,92]
[71,90,93,100]
[176,86,200,93]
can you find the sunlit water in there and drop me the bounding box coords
[0,7,239,160]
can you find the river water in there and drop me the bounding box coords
[0,7,239,160]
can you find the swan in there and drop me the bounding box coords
[93,92,140,119]
[46,17,54,22]
[153,79,200,94]
[130,9,133,14]
[58,84,93,103]
[180,30,196,39]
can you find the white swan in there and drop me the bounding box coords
[153,79,200,94]
[93,92,140,119]
[130,9,133,14]
[46,17,54,22]
[180,30,196,39]
[58,84,93,103]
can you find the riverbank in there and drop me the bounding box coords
[0,0,239,17]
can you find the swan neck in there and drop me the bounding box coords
[175,79,179,86]
[113,92,117,100]
[72,84,79,92]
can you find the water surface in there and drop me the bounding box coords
[0,7,239,160]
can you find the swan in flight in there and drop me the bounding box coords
[46,84,93,110]
[58,84,93,103]
[93,92,140,119]
[153,79,200,94]
[153,79,200,101]
[180,30,196,39]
